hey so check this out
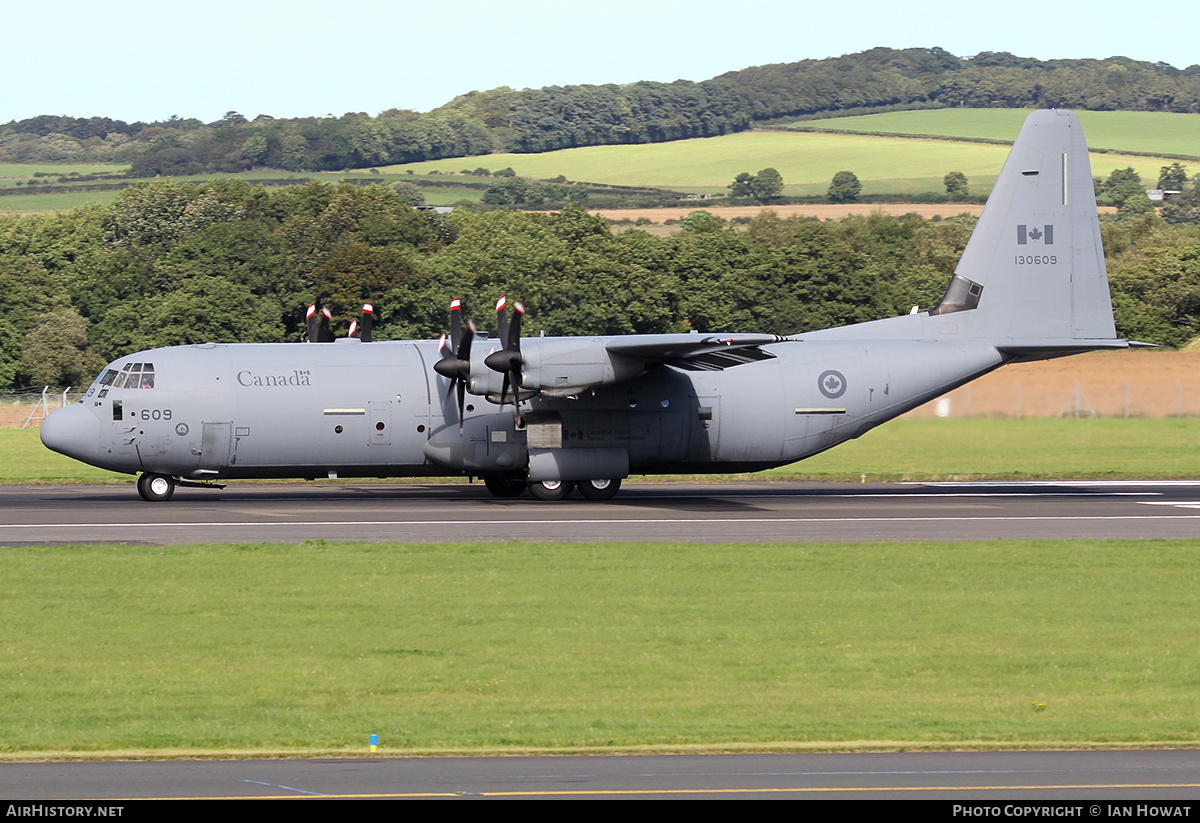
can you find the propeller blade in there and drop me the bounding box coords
[449,298,462,351]
[456,377,466,431]
[305,303,318,343]
[361,302,373,343]
[495,295,508,345]
[318,307,332,343]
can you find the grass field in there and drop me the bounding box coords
[7,416,1200,487]
[0,163,129,183]
[0,190,123,213]
[3,537,1199,756]
[0,168,481,214]
[791,109,1200,160]
[385,130,1168,197]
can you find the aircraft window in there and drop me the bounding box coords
[112,400,123,421]
[99,369,119,387]
[113,364,155,389]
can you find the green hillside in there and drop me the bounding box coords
[790,110,1200,159]
[3,110,1190,210]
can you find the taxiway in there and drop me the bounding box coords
[5,480,1200,545]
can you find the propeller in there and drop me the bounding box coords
[433,298,475,428]
[484,295,524,413]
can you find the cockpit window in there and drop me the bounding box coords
[98,369,119,387]
[109,362,156,390]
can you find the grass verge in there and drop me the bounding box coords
[2,538,1199,758]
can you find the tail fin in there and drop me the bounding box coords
[933,109,1117,343]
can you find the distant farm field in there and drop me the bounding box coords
[386,129,1168,197]
[0,163,128,183]
[0,190,123,213]
[791,109,1200,160]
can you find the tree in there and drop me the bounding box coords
[680,210,726,233]
[752,167,784,201]
[728,172,757,200]
[387,181,425,207]
[1103,167,1143,199]
[1159,162,1188,192]
[481,178,530,206]
[944,171,969,197]
[1103,168,1153,217]
[20,308,98,388]
[828,171,861,203]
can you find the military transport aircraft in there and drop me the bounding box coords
[41,110,1141,502]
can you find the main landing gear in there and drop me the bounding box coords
[483,476,527,498]
[528,479,574,501]
[482,476,622,501]
[577,478,621,501]
[136,472,176,502]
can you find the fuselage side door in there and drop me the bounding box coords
[199,422,233,470]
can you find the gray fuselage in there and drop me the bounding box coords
[48,333,1005,482]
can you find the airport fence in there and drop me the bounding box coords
[0,387,82,429]
[905,377,1200,419]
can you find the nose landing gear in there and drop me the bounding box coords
[136,472,176,502]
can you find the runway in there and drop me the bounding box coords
[5,480,1200,545]
[7,750,1200,800]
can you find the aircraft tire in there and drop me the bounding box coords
[528,479,575,501]
[484,476,527,498]
[577,478,621,501]
[137,473,176,502]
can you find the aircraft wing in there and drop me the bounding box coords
[503,333,792,398]
[603,332,790,362]
[605,333,790,373]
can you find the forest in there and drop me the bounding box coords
[3,177,1199,391]
[4,48,1200,174]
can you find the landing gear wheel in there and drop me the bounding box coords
[528,479,575,501]
[137,472,176,502]
[577,478,621,501]
[484,476,527,498]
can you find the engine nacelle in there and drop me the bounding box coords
[515,338,645,398]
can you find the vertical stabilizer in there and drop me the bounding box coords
[935,109,1116,341]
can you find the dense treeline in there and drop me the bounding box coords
[720,48,1200,119]
[3,179,1200,390]
[4,48,1199,174]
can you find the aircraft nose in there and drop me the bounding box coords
[40,403,101,466]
